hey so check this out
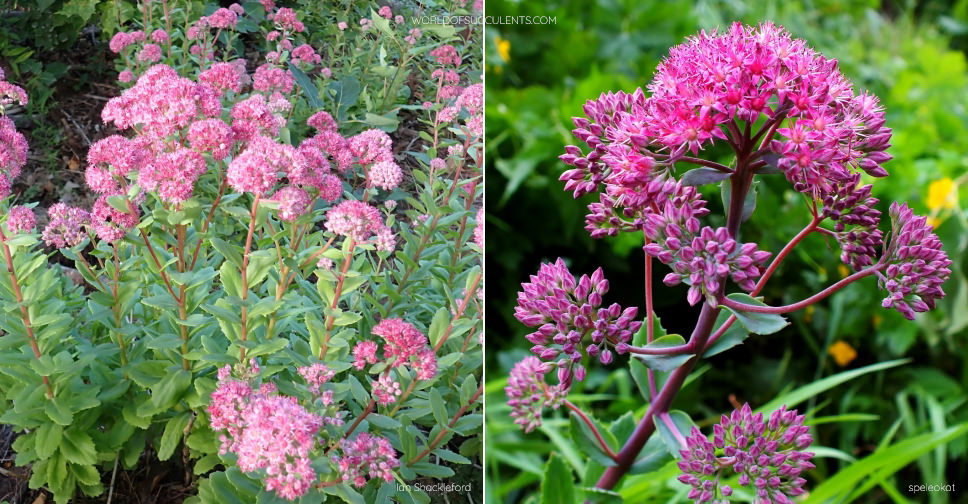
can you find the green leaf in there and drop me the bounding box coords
[628,435,672,474]
[703,309,751,357]
[632,333,691,372]
[363,112,400,132]
[427,307,450,348]
[220,262,243,299]
[245,250,276,288]
[211,237,243,268]
[721,178,758,224]
[288,63,322,109]
[680,167,731,186]
[807,423,968,503]
[582,487,624,504]
[653,410,697,458]
[45,396,74,426]
[569,411,618,467]
[60,429,97,465]
[369,9,395,37]
[540,452,576,504]
[158,413,192,461]
[429,388,449,427]
[758,359,909,414]
[35,423,63,459]
[723,293,789,335]
[146,369,193,414]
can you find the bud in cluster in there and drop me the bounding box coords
[334,433,399,488]
[505,356,566,433]
[648,226,771,306]
[879,203,951,320]
[678,404,815,503]
[515,259,642,384]
[822,174,883,271]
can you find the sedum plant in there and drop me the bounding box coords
[505,22,951,503]
[0,1,482,503]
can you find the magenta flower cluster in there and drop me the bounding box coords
[505,356,565,433]
[879,203,952,320]
[678,404,815,503]
[515,259,641,386]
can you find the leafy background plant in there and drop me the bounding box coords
[1,1,483,503]
[484,0,968,502]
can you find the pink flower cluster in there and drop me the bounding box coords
[199,60,250,96]
[0,116,28,199]
[297,363,335,402]
[430,45,461,66]
[324,200,396,251]
[334,433,399,488]
[109,30,146,53]
[880,203,952,320]
[5,205,35,234]
[209,365,325,501]
[138,147,207,203]
[505,356,565,433]
[352,341,378,370]
[560,23,893,237]
[91,194,139,243]
[42,203,90,248]
[371,318,437,380]
[102,64,220,140]
[515,259,641,382]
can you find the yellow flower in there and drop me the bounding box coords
[927,216,940,229]
[495,35,511,62]
[926,178,956,210]
[838,264,850,279]
[828,340,857,367]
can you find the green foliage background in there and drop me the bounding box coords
[484,0,968,502]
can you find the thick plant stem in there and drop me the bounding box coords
[239,195,260,362]
[111,244,127,367]
[597,150,756,491]
[319,238,356,359]
[594,303,720,490]
[0,230,53,398]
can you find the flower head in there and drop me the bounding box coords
[879,203,951,320]
[505,356,565,433]
[334,433,399,487]
[324,200,391,244]
[42,203,90,248]
[5,205,35,234]
[515,259,641,385]
[677,404,814,503]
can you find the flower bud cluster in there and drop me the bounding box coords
[515,259,641,384]
[821,174,884,271]
[505,356,566,433]
[678,404,815,503]
[879,203,952,320]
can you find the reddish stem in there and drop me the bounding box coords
[406,384,482,465]
[565,401,618,461]
[0,229,53,398]
[718,264,882,315]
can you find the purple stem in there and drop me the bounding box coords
[718,264,883,315]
